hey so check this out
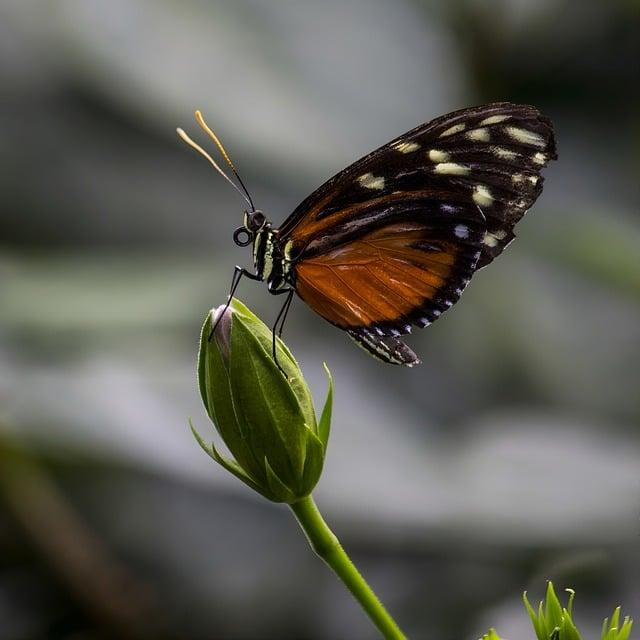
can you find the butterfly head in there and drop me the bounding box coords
[233,209,270,247]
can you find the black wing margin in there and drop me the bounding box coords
[278,102,557,267]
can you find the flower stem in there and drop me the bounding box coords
[290,495,407,640]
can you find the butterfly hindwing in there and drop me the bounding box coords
[293,209,484,342]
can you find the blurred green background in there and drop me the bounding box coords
[1,1,639,639]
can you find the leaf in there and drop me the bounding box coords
[523,592,546,640]
[546,582,564,627]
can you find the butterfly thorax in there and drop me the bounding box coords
[252,226,295,292]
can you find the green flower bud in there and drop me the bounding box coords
[191,298,333,504]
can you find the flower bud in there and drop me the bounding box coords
[191,298,333,503]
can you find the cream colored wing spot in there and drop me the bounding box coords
[504,126,546,147]
[472,185,494,207]
[466,127,490,142]
[434,162,470,176]
[480,114,510,126]
[513,172,539,185]
[392,140,420,153]
[357,172,385,190]
[428,149,450,162]
[533,152,547,165]
[483,232,499,247]
[493,147,517,160]
[439,123,466,137]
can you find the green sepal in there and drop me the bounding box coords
[189,419,269,498]
[264,456,297,504]
[229,305,308,484]
[230,299,317,432]
[481,630,503,640]
[300,425,325,495]
[602,607,633,640]
[524,592,545,640]
[318,363,333,450]
[561,614,581,640]
[607,609,622,637]
[546,582,564,626]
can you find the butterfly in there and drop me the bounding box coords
[178,103,556,367]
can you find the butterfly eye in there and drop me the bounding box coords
[233,227,253,247]
[247,211,266,232]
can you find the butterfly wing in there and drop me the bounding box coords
[294,209,485,366]
[277,102,556,364]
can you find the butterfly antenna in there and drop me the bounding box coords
[176,126,253,209]
[194,110,256,211]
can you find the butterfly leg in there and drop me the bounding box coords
[208,265,261,341]
[270,288,294,376]
[276,289,294,338]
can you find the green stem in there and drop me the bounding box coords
[290,495,407,640]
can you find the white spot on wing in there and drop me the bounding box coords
[472,185,494,207]
[357,172,385,190]
[533,152,546,165]
[454,224,469,239]
[428,149,450,162]
[434,162,469,175]
[392,140,420,153]
[513,172,539,186]
[466,127,490,142]
[494,147,517,160]
[483,232,499,247]
[480,114,510,125]
[504,126,546,147]
[440,123,466,137]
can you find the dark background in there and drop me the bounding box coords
[1,1,639,638]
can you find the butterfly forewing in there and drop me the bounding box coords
[274,102,556,365]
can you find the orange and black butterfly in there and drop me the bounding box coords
[178,103,556,367]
